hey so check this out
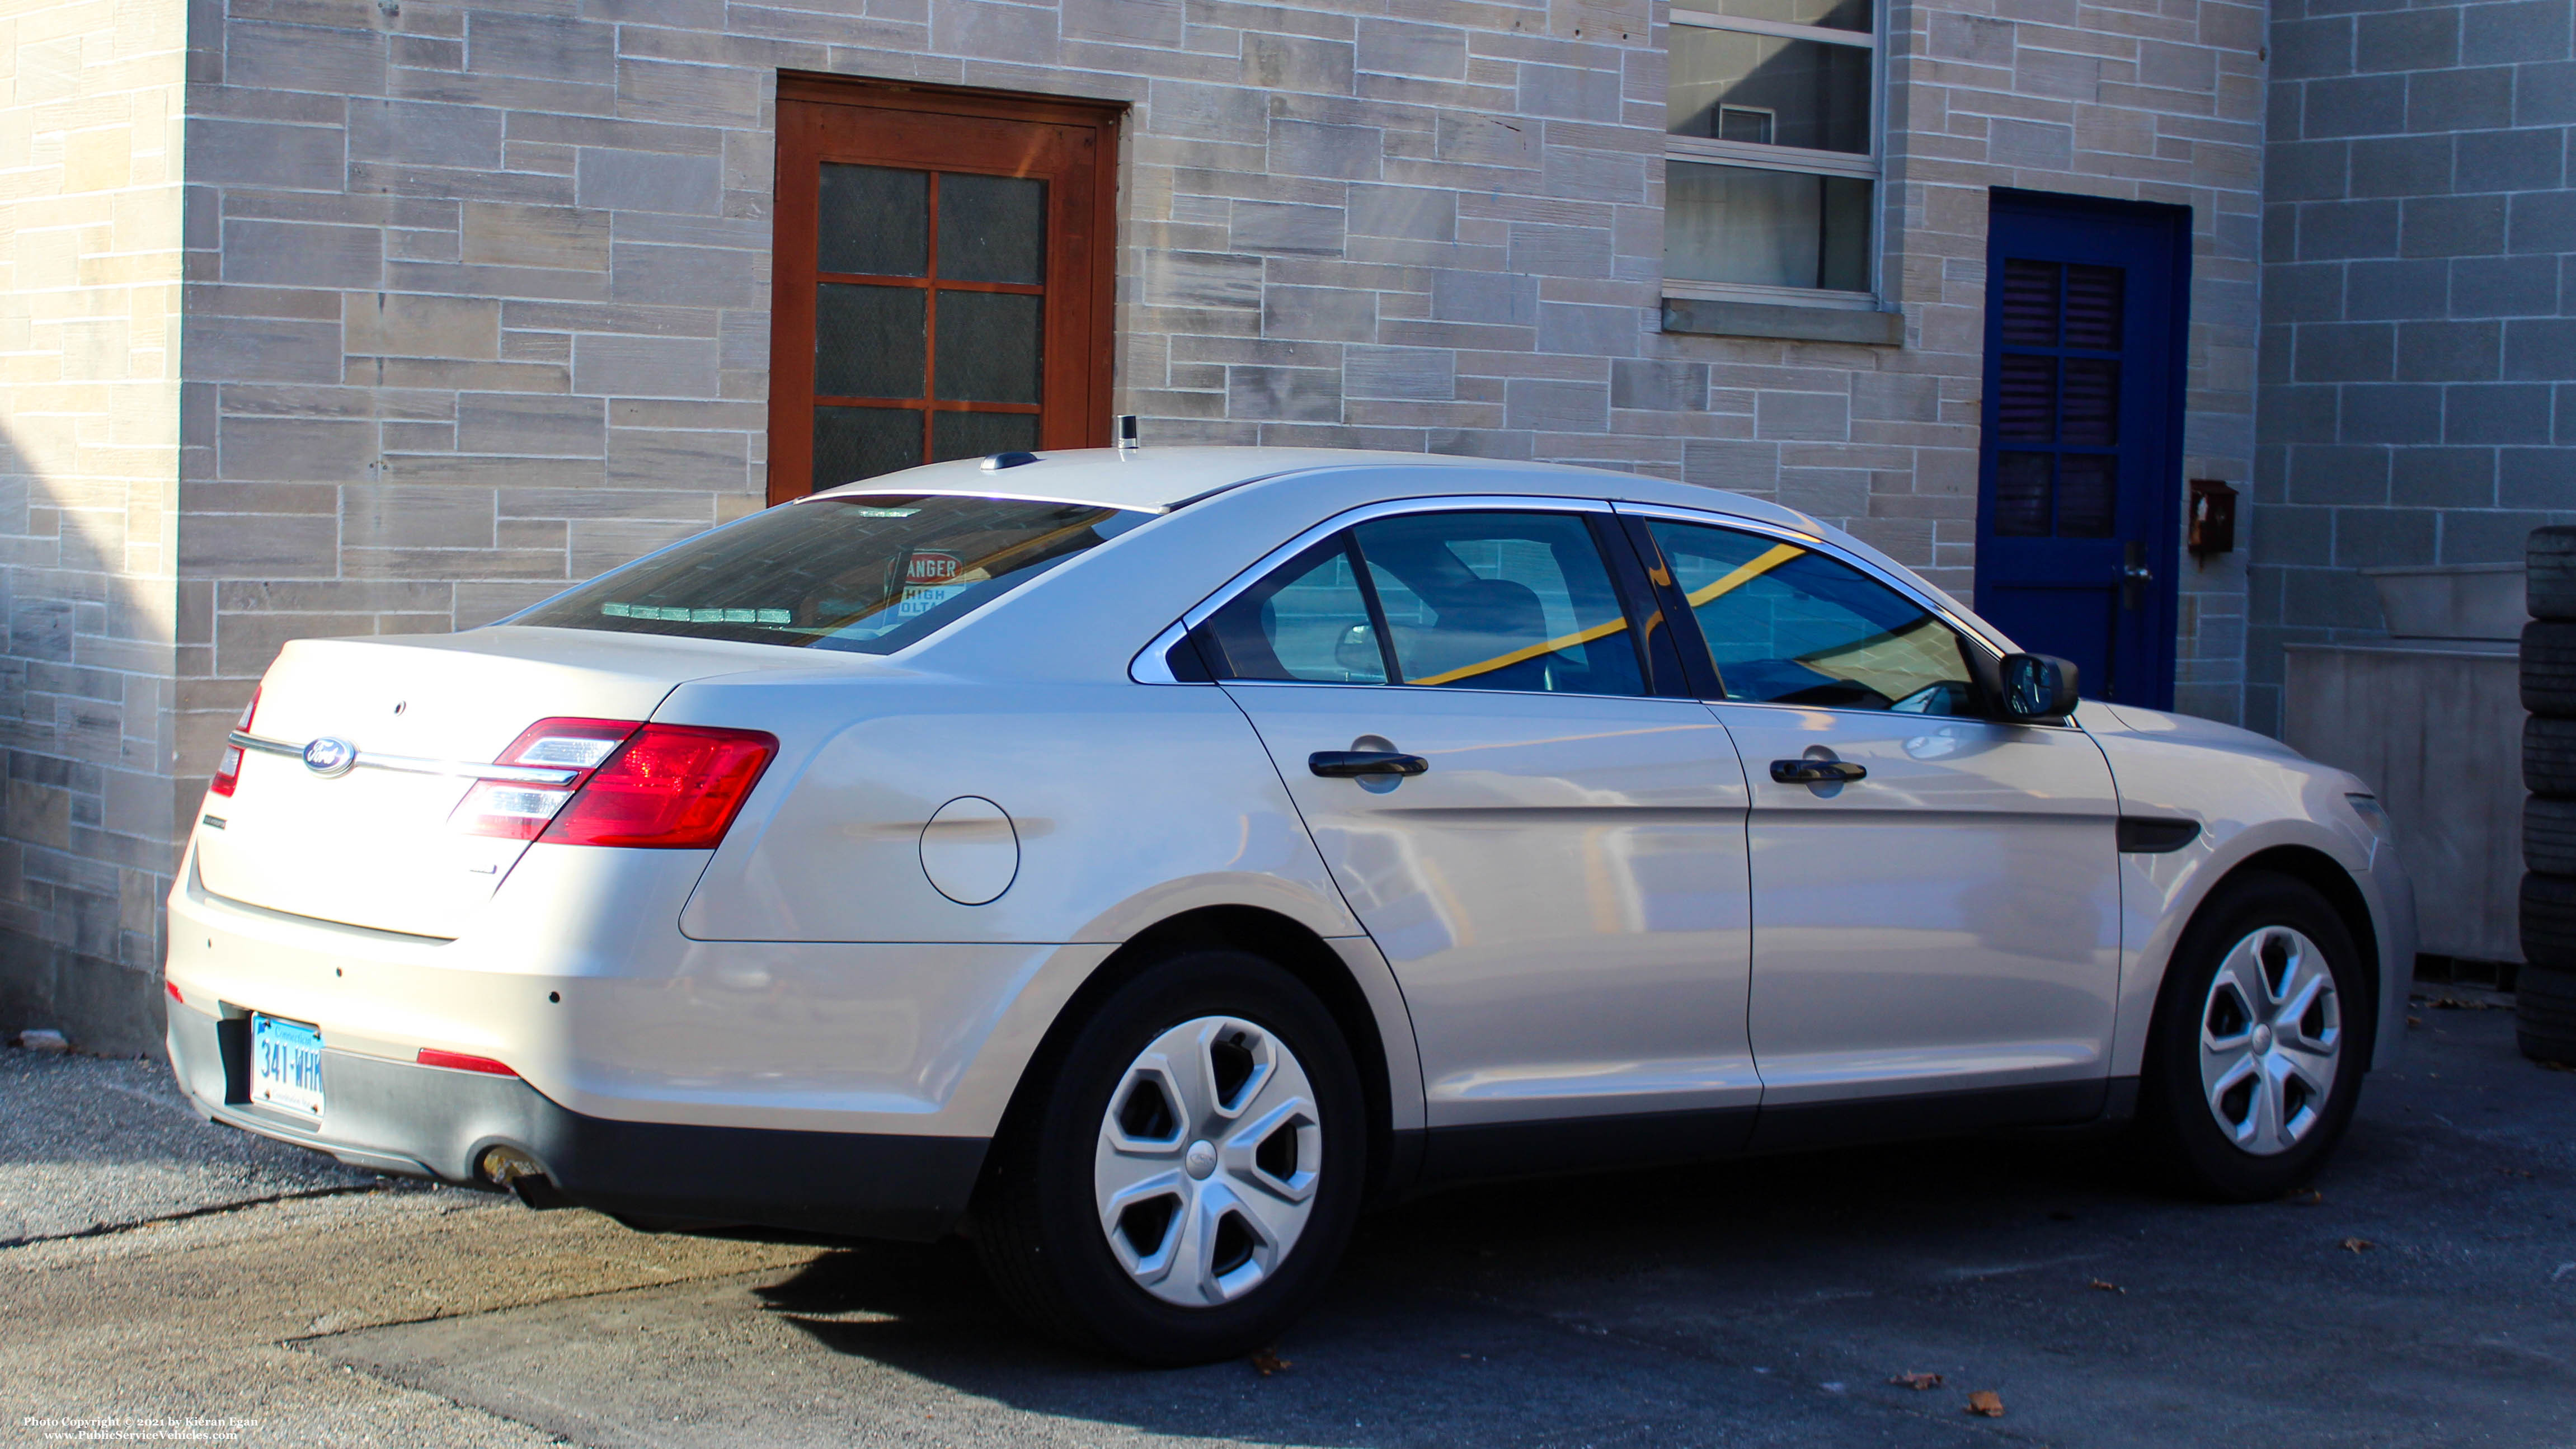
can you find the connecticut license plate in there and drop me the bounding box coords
[251,1014,325,1118]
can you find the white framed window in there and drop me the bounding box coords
[1662,0,1879,308]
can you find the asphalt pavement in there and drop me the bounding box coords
[4,989,2570,1448]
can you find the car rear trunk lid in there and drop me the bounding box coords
[195,631,755,937]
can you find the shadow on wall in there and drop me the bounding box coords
[0,417,183,1058]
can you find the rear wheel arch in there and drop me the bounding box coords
[2163,846,2382,1070]
[990,906,1401,1207]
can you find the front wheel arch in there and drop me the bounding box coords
[2178,846,2381,1071]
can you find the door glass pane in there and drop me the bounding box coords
[938,173,1046,284]
[1999,258,2059,346]
[1665,163,1871,291]
[1675,0,1869,32]
[812,406,920,490]
[818,164,928,276]
[1997,355,2055,440]
[1348,512,1644,697]
[2062,264,2124,350]
[2059,357,2119,444]
[930,410,1040,463]
[816,284,925,398]
[1994,453,2052,537]
[1668,30,1872,153]
[2056,455,2118,538]
[934,291,1043,402]
[1647,521,1973,714]
[1204,537,1388,684]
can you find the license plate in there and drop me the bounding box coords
[251,1014,325,1118]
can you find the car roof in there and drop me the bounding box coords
[806,445,1817,531]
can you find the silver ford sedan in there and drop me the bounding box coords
[166,446,2414,1363]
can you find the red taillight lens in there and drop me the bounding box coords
[417,1048,517,1076]
[540,724,778,849]
[450,718,642,840]
[208,688,260,798]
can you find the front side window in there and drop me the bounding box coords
[1662,0,1878,300]
[513,494,1150,653]
[1203,511,1648,698]
[1646,520,1974,713]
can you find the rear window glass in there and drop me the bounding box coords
[510,494,1154,653]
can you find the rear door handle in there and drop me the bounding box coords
[1310,750,1429,778]
[1770,759,1867,785]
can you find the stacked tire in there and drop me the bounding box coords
[2519,526,2576,1064]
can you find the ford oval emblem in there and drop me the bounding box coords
[301,736,357,778]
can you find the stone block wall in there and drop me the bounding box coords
[0,0,186,1053]
[2251,0,2576,733]
[2,0,2275,1045]
[1878,0,2267,720]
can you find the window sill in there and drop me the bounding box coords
[1661,295,1903,346]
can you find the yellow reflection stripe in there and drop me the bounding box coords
[1409,615,1631,687]
[1684,542,1805,608]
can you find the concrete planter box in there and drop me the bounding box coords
[2285,561,2528,965]
[2364,562,2527,643]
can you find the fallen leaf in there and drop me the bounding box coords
[2340,1238,2376,1253]
[2501,1166,2535,1178]
[1249,1349,1292,1376]
[2283,1188,2324,1207]
[1965,1390,2005,1418]
[2089,1278,2126,1294]
[2406,1015,2422,1027]
[1891,1371,1944,1391]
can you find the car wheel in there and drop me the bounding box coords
[2138,873,2370,1202]
[2525,716,2576,798]
[972,949,1365,1365]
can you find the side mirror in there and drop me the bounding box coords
[1998,653,2081,720]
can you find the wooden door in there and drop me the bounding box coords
[769,78,1121,504]
[1973,190,2190,707]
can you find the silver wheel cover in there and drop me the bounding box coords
[1093,1015,1323,1307]
[2198,926,2342,1156]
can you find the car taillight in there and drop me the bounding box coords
[540,724,777,849]
[450,718,642,840]
[448,718,775,849]
[208,689,260,798]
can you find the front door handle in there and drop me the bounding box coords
[1310,750,1429,779]
[1770,758,1867,785]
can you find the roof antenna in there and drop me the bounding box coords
[1114,414,1140,453]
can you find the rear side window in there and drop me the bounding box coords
[512,494,1152,653]
[1202,510,1647,697]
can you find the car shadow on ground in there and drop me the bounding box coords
[745,1131,2169,1445]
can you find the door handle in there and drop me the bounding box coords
[2122,540,2152,611]
[1770,758,1867,785]
[1310,750,1429,779]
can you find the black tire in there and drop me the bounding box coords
[2529,801,2576,877]
[2530,525,2576,623]
[2521,873,2576,970]
[2523,620,2576,716]
[2526,715,2576,798]
[971,949,1366,1365]
[2137,872,2372,1202]
[2518,963,2576,1065]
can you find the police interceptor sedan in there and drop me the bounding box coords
[167,446,2413,1364]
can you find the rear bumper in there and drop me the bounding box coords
[167,1005,987,1241]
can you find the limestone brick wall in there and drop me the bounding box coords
[1877,0,2267,722]
[180,0,2267,744]
[0,0,186,1051]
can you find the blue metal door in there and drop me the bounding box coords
[1974,190,2190,708]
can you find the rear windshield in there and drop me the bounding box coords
[511,493,1154,653]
